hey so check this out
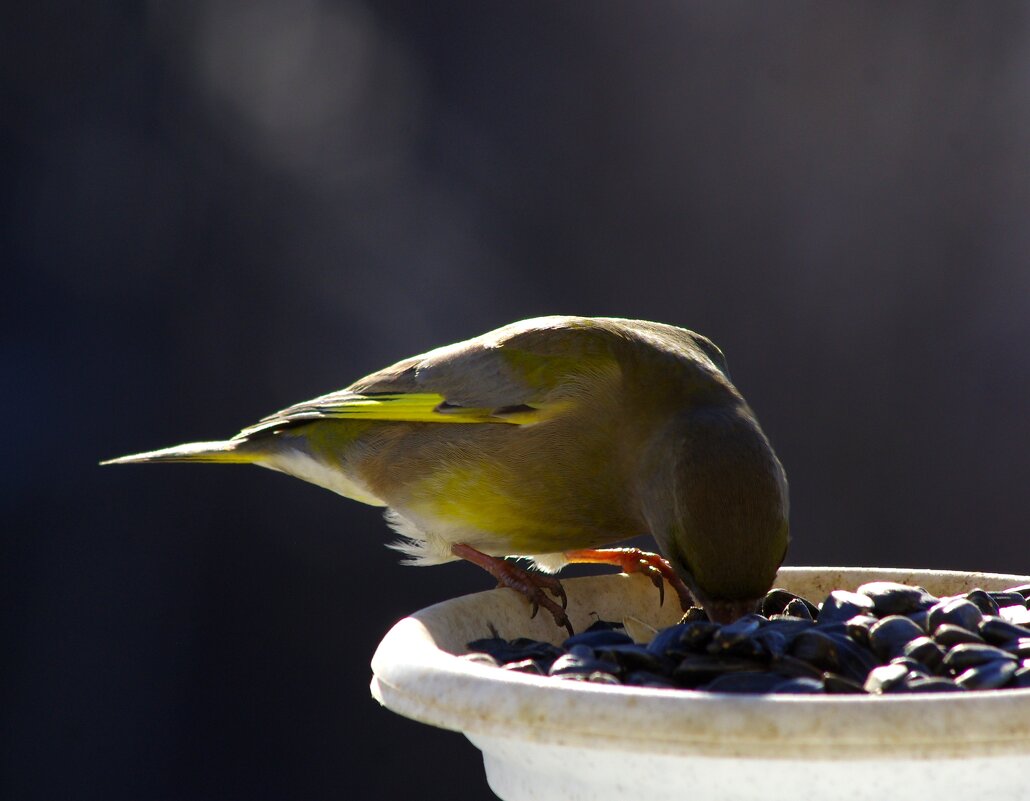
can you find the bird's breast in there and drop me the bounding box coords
[360,420,644,554]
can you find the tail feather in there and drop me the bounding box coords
[100,439,259,465]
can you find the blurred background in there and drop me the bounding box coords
[5,1,1030,798]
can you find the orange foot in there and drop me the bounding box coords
[564,547,695,611]
[452,543,572,635]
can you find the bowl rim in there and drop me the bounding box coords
[370,566,1030,759]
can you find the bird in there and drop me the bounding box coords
[102,316,789,630]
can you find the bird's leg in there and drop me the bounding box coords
[564,547,695,611]
[451,544,573,635]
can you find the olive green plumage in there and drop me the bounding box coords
[104,316,789,618]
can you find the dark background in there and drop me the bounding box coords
[6,2,1030,799]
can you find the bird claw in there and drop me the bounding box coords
[524,588,573,635]
[645,565,666,606]
[552,581,568,609]
[522,574,572,634]
[631,559,666,605]
[565,547,695,611]
[457,543,573,634]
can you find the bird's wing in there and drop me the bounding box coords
[238,317,623,438]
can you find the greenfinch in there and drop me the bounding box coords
[103,316,789,628]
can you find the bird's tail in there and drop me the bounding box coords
[100,439,261,466]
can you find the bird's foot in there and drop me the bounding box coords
[451,543,573,635]
[564,547,695,611]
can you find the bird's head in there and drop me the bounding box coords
[638,401,789,624]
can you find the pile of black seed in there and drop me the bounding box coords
[462,582,1030,694]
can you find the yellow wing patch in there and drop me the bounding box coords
[302,393,559,425]
[313,393,505,423]
[239,391,573,439]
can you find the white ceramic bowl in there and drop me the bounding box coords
[370,567,1030,801]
